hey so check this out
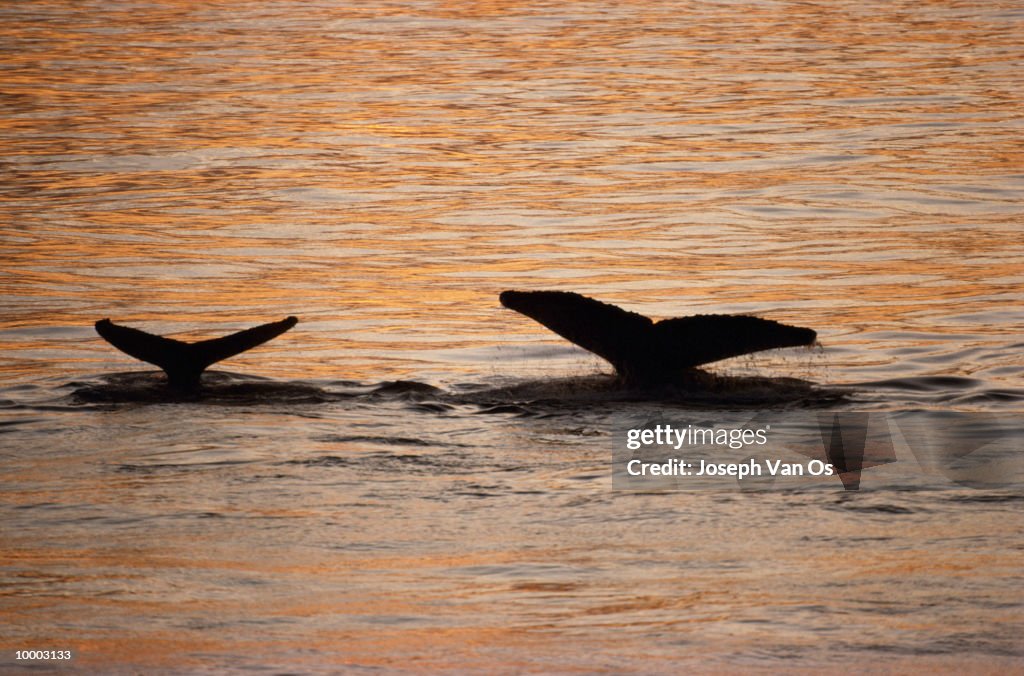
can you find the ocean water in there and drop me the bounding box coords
[2,0,1023,672]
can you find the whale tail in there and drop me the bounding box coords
[499,290,816,386]
[95,316,298,389]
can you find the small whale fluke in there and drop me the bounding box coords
[500,290,816,386]
[94,316,298,389]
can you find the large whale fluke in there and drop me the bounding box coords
[499,290,816,386]
[95,316,298,389]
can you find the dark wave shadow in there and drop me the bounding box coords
[456,373,847,411]
[67,369,845,411]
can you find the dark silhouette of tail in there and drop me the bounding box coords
[95,316,298,389]
[500,290,816,386]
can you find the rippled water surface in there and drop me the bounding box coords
[2,1,1023,672]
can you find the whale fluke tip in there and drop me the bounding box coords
[95,315,298,389]
[500,289,817,386]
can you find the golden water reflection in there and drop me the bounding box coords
[2,1,1023,670]
[3,0,1021,383]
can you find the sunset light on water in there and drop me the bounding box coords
[2,1,1022,672]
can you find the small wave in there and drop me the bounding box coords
[315,434,436,447]
[284,451,476,475]
[284,455,352,467]
[474,404,535,416]
[369,380,444,397]
[117,460,253,473]
[856,376,984,392]
[947,493,1024,505]
[408,402,455,413]
[0,416,46,429]
[947,389,1024,405]
[833,503,918,515]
